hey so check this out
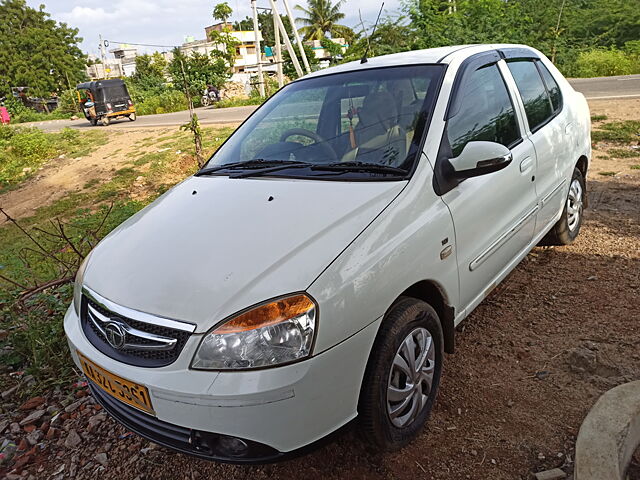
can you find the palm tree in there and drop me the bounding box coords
[295,0,353,41]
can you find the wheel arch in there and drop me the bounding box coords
[576,155,588,179]
[397,280,456,354]
[576,155,588,206]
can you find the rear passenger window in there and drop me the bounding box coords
[536,62,562,112]
[506,60,553,131]
[447,63,520,157]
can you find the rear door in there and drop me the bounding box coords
[503,54,568,236]
[434,53,538,313]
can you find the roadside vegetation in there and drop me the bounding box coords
[0,126,233,395]
[0,126,107,192]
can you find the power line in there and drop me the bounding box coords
[103,39,179,49]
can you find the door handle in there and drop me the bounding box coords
[519,157,534,173]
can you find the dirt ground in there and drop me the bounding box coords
[1,99,639,479]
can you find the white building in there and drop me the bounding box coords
[180,23,265,73]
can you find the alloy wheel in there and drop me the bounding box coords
[567,178,583,232]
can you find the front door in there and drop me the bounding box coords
[436,57,539,313]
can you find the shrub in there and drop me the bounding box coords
[135,89,189,116]
[573,49,640,78]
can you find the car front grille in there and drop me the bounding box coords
[80,294,192,368]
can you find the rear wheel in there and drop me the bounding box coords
[102,116,110,126]
[358,298,443,451]
[128,113,136,122]
[541,167,585,245]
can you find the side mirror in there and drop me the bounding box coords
[449,141,513,179]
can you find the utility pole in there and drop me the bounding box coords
[282,0,310,74]
[269,0,303,78]
[273,8,284,87]
[99,34,108,79]
[251,0,266,97]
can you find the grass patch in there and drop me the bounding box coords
[631,165,640,170]
[591,120,640,143]
[0,126,107,192]
[83,178,100,189]
[608,147,640,158]
[590,114,608,122]
[215,96,265,109]
[598,171,617,176]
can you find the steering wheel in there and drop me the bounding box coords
[279,128,338,162]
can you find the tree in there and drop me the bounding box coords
[0,0,87,97]
[210,2,240,69]
[282,44,319,79]
[169,49,228,97]
[213,2,233,24]
[342,17,414,62]
[295,0,354,42]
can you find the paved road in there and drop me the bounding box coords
[26,74,640,132]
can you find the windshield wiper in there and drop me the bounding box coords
[229,161,311,179]
[194,159,299,176]
[310,162,407,176]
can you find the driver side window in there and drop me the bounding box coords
[447,63,520,157]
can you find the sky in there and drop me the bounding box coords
[27,0,403,57]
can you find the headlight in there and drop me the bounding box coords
[73,253,92,316]
[191,294,317,370]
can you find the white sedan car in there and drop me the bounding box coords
[65,44,590,462]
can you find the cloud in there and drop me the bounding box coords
[30,0,403,56]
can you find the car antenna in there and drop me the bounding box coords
[361,2,384,64]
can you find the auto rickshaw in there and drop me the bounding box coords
[76,79,136,126]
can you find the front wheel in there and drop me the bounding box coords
[358,298,443,451]
[541,167,585,245]
[128,113,136,122]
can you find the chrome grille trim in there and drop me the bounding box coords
[87,304,178,351]
[82,286,196,333]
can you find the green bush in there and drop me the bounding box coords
[573,49,640,78]
[135,89,189,116]
[4,95,73,123]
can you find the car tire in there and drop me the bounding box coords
[102,116,110,126]
[129,113,136,121]
[90,118,98,126]
[541,167,585,246]
[358,297,444,451]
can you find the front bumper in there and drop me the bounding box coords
[64,304,381,459]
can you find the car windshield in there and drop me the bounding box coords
[201,65,445,180]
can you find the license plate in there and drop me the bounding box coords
[78,351,155,415]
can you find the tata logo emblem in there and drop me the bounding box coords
[104,321,127,350]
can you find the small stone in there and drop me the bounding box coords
[1,386,18,400]
[64,429,82,449]
[568,347,597,373]
[23,424,36,433]
[470,449,478,456]
[0,419,9,433]
[507,400,515,407]
[538,452,546,460]
[19,409,45,426]
[10,423,20,434]
[491,458,496,465]
[534,468,567,480]
[94,452,108,466]
[64,400,83,413]
[587,275,597,281]
[19,397,45,411]
[46,427,58,440]
[25,429,43,446]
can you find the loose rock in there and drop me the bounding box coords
[534,468,567,480]
[64,429,82,449]
[19,409,45,426]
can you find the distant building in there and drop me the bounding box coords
[110,45,138,77]
[305,38,348,61]
[180,23,265,73]
[85,46,139,80]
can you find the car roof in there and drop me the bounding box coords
[302,44,537,80]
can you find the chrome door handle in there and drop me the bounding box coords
[519,157,534,173]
